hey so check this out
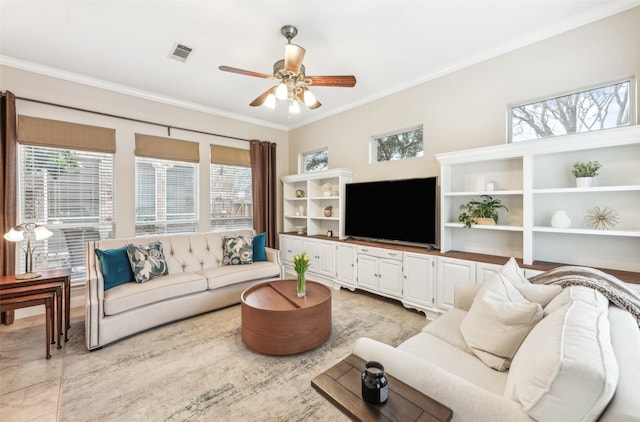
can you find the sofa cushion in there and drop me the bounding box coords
[252,232,267,262]
[103,272,208,315]
[126,241,169,283]
[200,261,281,290]
[399,331,509,395]
[505,301,618,422]
[223,235,253,265]
[95,247,134,290]
[544,285,609,316]
[423,308,473,354]
[460,273,543,371]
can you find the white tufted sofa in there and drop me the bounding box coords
[85,229,283,350]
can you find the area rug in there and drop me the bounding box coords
[59,289,426,421]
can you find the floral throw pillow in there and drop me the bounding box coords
[223,236,253,265]
[126,241,169,283]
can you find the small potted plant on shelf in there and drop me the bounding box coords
[571,160,601,187]
[324,205,333,217]
[458,195,509,228]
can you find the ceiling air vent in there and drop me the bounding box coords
[168,42,193,63]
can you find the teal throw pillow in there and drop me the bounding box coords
[95,247,134,290]
[223,236,253,265]
[253,232,267,262]
[126,241,169,283]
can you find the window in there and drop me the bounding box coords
[210,164,253,230]
[135,157,197,235]
[371,126,424,163]
[510,80,632,142]
[18,145,114,282]
[301,149,328,173]
[209,144,252,231]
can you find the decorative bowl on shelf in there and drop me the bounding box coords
[295,226,306,234]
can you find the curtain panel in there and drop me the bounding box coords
[250,140,277,248]
[1,91,17,278]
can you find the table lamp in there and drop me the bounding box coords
[4,223,53,279]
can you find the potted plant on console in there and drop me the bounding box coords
[458,195,509,228]
[572,160,601,188]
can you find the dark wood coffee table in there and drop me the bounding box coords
[241,279,331,355]
[312,353,453,422]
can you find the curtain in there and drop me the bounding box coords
[1,91,17,324]
[250,140,277,248]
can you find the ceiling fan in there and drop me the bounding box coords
[219,25,356,114]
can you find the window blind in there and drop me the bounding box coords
[18,145,114,283]
[135,157,197,235]
[210,164,253,231]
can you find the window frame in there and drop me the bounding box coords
[209,163,253,231]
[508,78,635,143]
[300,148,328,173]
[370,125,424,163]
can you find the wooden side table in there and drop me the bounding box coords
[312,354,453,422]
[0,292,55,359]
[0,268,71,342]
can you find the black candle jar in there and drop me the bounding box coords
[361,361,388,404]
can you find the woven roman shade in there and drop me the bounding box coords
[18,115,115,153]
[210,144,250,167]
[134,133,199,163]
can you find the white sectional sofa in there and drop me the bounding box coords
[85,229,283,350]
[352,258,640,422]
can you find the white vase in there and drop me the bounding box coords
[575,177,593,188]
[551,210,571,228]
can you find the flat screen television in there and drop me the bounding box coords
[344,176,438,248]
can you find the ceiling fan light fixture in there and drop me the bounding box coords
[303,88,317,107]
[289,100,301,114]
[275,82,288,100]
[264,92,276,109]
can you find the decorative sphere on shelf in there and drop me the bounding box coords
[551,210,571,228]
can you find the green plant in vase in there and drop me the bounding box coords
[571,160,601,177]
[293,252,310,297]
[458,195,509,228]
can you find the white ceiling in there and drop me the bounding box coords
[1,1,638,131]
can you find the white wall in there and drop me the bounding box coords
[0,66,290,237]
[289,7,640,183]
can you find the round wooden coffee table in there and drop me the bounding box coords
[241,279,332,355]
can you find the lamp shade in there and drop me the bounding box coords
[34,225,53,240]
[3,227,25,242]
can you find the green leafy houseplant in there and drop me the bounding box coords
[458,195,509,228]
[571,161,601,177]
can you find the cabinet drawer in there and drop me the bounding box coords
[356,245,402,261]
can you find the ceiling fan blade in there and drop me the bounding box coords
[307,75,357,87]
[219,65,271,79]
[284,44,305,73]
[297,89,321,109]
[250,88,274,107]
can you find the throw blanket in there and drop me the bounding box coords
[529,266,640,327]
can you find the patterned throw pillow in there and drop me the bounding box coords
[223,236,253,265]
[126,241,169,283]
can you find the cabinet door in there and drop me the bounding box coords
[475,262,503,284]
[316,240,336,277]
[378,258,403,298]
[403,253,435,308]
[436,257,476,311]
[303,238,318,273]
[335,243,356,287]
[357,254,379,291]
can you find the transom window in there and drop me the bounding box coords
[510,79,632,142]
[371,126,424,163]
[301,149,328,173]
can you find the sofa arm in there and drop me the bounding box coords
[454,283,482,311]
[265,247,284,279]
[352,337,530,422]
